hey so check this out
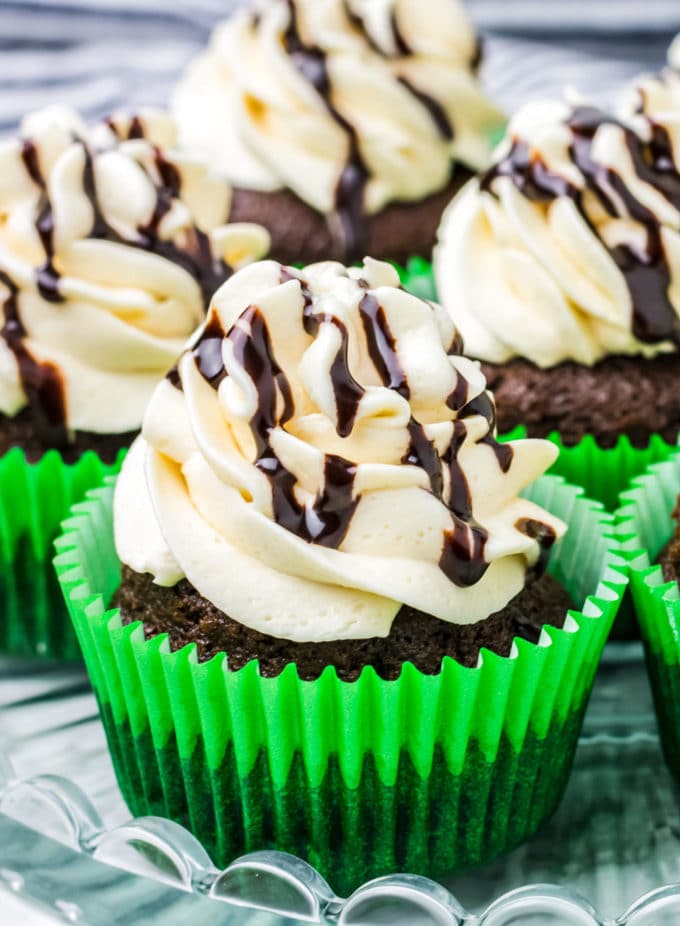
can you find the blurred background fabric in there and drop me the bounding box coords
[0,0,679,134]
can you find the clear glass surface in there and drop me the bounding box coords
[2,644,680,925]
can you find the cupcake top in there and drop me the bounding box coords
[434,99,680,368]
[619,35,680,118]
[115,257,564,643]
[172,0,502,223]
[0,106,269,441]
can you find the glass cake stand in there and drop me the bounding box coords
[2,643,680,925]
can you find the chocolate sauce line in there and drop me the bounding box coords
[397,77,454,142]
[568,107,679,345]
[284,1,460,257]
[481,105,680,346]
[459,391,514,473]
[282,266,365,437]
[0,269,67,443]
[12,123,234,435]
[190,272,520,587]
[193,313,227,389]
[389,9,411,56]
[224,304,358,548]
[104,115,144,140]
[446,371,469,413]
[359,293,410,398]
[9,146,68,438]
[282,1,369,258]
[403,419,443,498]
[307,314,365,438]
[341,2,410,57]
[515,517,557,582]
[358,290,510,586]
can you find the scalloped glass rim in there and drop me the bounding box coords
[2,764,680,925]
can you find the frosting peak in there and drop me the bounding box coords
[115,258,564,643]
[619,34,680,120]
[0,106,270,439]
[435,99,680,368]
[173,0,502,225]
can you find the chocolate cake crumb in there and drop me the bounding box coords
[114,565,573,681]
[482,353,680,448]
[228,170,473,266]
[0,406,136,464]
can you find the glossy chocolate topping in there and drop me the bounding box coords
[1,117,235,444]
[186,264,522,589]
[481,105,680,347]
[283,0,370,255]
[281,0,464,254]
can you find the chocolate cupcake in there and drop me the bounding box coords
[172,0,504,264]
[0,105,269,658]
[56,257,626,891]
[434,98,680,509]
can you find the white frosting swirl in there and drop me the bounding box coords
[619,35,680,119]
[172,0,503,216]
[435,99,680,368]
[115,257,564,643]
[0,105,270,435]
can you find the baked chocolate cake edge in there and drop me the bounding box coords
[228,168,473,267]
[0,407,137,464]
[482,353,680,448]
[113,564,574,682]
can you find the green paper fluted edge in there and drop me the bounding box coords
[0,446,126,659]
[398,257,680,514]
[53,474,626,889]
[615,450,680,780]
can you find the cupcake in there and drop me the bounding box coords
[434,98,680,510]
[0,105,269,658]
[56,257,626,892]
[617,451,680,780]
[172,0,504,265]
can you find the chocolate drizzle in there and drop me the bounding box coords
[21,140,62,304]
[186,271,536,590]
[0,269,67,444]
[515,517,557,582]
[359,293,410,398]
[20,140,44,187]
[308,314,365,438]
[283,0,370,257]
[7,143,68,440]
[283,266,365,437]
[389,9,411,56]
[460,391,514,473]
[357,291,510,586]
[226,303,358,547]
[5,119,236,438]
[397,77,454,141]
[104,115,145,140]
[403,419,443,497]
[481,105,680,346]
[341,2,410,57]
[446,372,469,413]
[194,313,227,389]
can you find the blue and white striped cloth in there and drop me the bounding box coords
[0,0,679,135]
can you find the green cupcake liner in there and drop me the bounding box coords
[0,447,126,660]
[615,450,680,780]
[54,474,626,895]
[398,257,680,515]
